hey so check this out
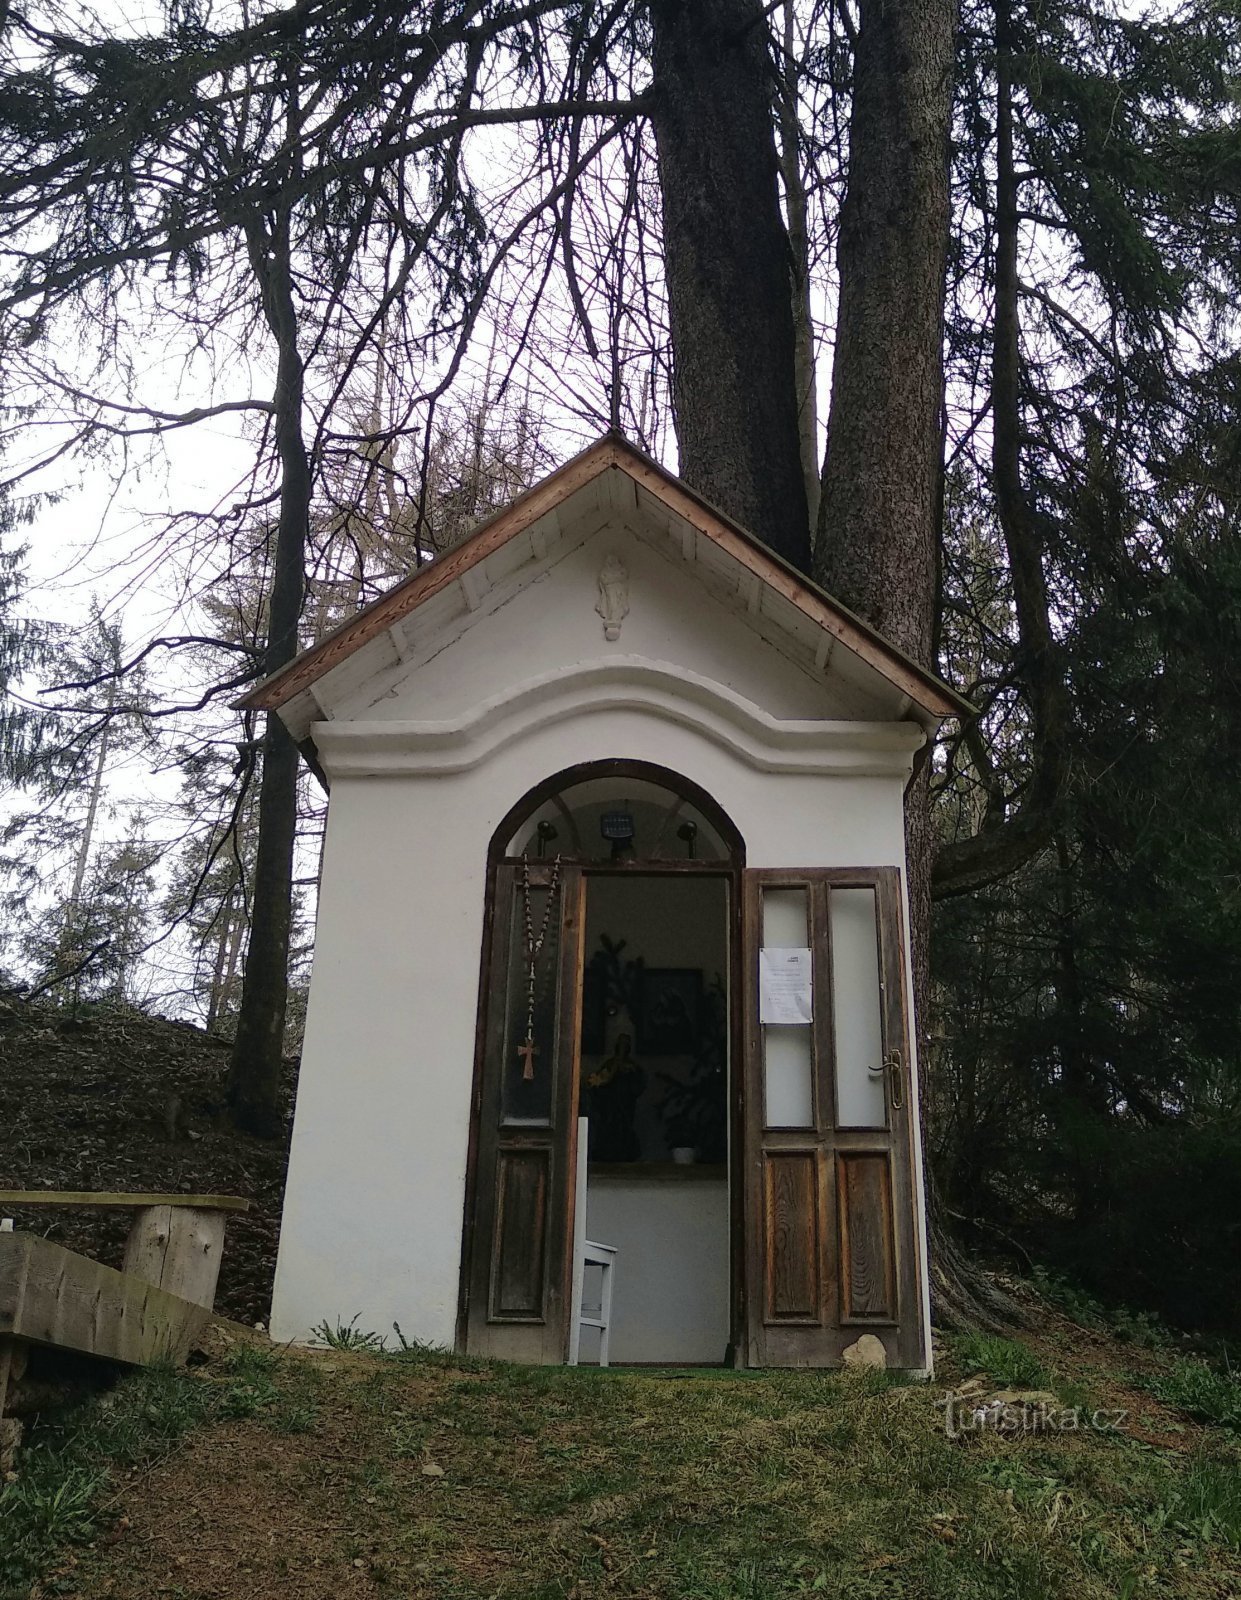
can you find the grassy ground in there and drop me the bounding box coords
[3,1305,1241,1600]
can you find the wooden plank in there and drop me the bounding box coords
[0,1335,22,1471]
[122,1206,228,1312]
[237,439,619,711]
[464,867,585,1363]
[741,870,765,1366]
[746,867,924,1367]
[0,1233,208,1364]
[876,867,926,1368]
[553,872,587,1364]
[121,1204,176,1288]
[0,1333,18,1418]
[727,867,746,1369]
[489,1150,550,1319]
[0,1191,250,1213]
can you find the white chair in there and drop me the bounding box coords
[568,1117,618,1367]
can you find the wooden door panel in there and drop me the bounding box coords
[762,1151,822,1322]
[837,1152,896,1323]
[489,1149,550,1320]
[744,868,926,1370]
[462,864,584,1362]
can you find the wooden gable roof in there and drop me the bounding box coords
[236,434,974,723]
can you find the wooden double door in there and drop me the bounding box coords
[459,862,927,1369]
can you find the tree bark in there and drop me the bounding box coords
[808,0,1019,1329]
[814,0,955,658]
[776,1,820,528]
[647,0,810,571]
[226,206,309,1138]
[814,0,954,1033]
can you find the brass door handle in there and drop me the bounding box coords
[884,1048,904,1111]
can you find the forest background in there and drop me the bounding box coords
[0,0,1238,1335]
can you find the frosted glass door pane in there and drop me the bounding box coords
[762,888,807,945]
[830,888,887,1127]
[760,886,813,1127]
[765,1026,814,1127]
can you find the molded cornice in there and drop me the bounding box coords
[310,659,926,780]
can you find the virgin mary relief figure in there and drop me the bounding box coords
[596,555,629,641]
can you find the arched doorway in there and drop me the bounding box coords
[458,762,745,1365]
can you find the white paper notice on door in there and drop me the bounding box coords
[759,947,813,1025]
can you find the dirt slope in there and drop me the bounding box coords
[0,999,293,1325]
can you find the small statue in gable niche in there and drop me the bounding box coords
[596,554,629,641]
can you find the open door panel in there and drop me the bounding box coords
[462,862,585,1361]
[742,868,926,1370]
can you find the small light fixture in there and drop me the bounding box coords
[600,808,635,861]
[536,820,559,858]
[676,820,699,860]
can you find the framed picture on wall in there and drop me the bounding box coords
[636,967,702,1055]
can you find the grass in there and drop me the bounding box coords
[4,1322,1241,1599]
[313,1312,392,1352]
[952,1332,1051,1390]
[1142,1358,1241,1431]
[1160,1456,1241,1548]
[0,1366,208,1597]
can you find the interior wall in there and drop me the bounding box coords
[584,873,728,975]
[584,1177,730,1365]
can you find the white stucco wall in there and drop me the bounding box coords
[269,526,934,1366]
[270,703,918,1347]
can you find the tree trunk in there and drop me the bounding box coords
[206,884,237,1033]
[226,208,309,1138]
[809,0,1018,1330]
[814,0,954,1045]
[66,699,112,919]
[776,1,820,528]
[814,0,954,656]
[647,0,810,571]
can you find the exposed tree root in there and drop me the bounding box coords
[930,1218,1031,1333]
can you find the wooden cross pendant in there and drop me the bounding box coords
[517,1036,539,1081]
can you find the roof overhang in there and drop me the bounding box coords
[235,434,975,728]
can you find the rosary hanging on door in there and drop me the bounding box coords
[517,852,562,1081]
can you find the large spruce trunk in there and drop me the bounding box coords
[813,0,955,1025]
[647,0,810,571]
[814,0,955,1038]
[812,0,1014,1328]
[930,0,1068,901]
[814,0,955,654]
